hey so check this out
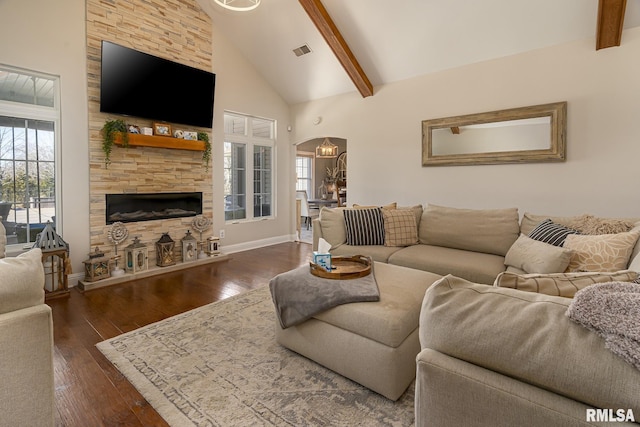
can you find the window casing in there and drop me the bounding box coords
[296,154,313,197]
[223,112,275,222]
[0,66,60,247]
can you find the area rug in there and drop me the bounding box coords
[97,286,415,426]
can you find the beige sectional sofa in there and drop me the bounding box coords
[417,275,640,427]
[313,204,640,284]
[0,223,55,427]
[309,204,640,424]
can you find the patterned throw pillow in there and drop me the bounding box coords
[382,208,418,247]
[528,219,580,247]
[563,231,640,272]
[343,208,385,246]
[494,270,639,298]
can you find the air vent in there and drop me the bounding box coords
[293,44,312,57]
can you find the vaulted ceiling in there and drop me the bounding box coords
[197,0,640,105]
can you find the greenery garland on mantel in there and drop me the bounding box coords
[100,119,128,168]
[198,132,212,172]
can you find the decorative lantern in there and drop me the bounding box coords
[33,221,71,299]
[206,236,220,256]
[124,236,148,274]
[182,230,197,262]
[155,232,175,267]
[82,246,111,282]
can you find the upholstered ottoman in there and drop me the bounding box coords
[275,262,442,400]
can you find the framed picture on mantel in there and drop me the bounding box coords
[153,122,172,136]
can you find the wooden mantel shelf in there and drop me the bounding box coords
[115,132,206,152]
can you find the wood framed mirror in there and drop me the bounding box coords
[422,102,567,166]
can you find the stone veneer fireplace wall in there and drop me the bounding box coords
[86,0,213,266]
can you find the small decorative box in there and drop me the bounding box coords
[312,252,332,272]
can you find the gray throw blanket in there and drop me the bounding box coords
[269,264,379,329]
[567,281,640,370]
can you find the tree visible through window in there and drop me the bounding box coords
[0,66,59,246]
[223,112,275,222]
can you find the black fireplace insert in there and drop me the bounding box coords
[105,192,202,224]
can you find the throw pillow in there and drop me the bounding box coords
[568,214,634,235]
[382,208,418,247]
[0,248,45,315]
[494,270,639,298]
[528,219,580,247]
[563,231,640,272]
[343,208,385,246]
[504,234,574,274]
[318,207,347,249]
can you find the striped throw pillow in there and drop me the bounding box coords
[344,208,385,246]
[528,219,580,247]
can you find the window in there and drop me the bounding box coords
[0,66,60,246]
[296,154,313,197]
[223,112,275,222]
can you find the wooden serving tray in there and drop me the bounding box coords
[309,255,372,280]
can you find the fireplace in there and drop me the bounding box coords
[105,192,203,224]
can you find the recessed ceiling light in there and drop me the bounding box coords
[213,0,260,12]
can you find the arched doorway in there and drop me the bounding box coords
[294,137,347,243]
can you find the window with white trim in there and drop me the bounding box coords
[223,112,275,222]
[0,66,60,247]
[296,154,313,197]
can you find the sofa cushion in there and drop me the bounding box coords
[344,208,385,246]
[494,270,639,298]
[313,262,442,348]
[504,234,573,274]
[420,275,640,416]
[388,244,505,285]
[527,219,580,247]
[382,208,418,247]
[0,248,45,315]
[419,204,519,256]
[564,231,640,272]
[330,244,403,263]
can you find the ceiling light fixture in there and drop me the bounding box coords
[213,0,261,12]
[315,137,338,158]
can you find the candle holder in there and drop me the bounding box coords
[107,222,128,277]
[192,215,212,259]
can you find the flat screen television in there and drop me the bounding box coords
[100,41,215,128]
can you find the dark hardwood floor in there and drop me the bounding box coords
[48,242,312,427]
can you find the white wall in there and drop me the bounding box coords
[292,27,640,218]
[211,26,295,251]
[0,0,90,272]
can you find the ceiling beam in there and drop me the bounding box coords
[596,0,627,50]
[299,0,374,98]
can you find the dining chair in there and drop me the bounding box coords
[295,190,319,230]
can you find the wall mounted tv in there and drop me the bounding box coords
[100,41,215,128]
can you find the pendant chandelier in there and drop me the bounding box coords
[213,0,261,12]
[315,137,338,158]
